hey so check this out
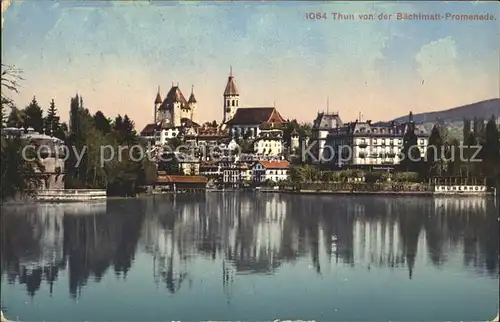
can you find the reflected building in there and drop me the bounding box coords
[2,194,498,300]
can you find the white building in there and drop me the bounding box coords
[2,127,66,189]
[324,115,429,169]
[253,129,284,157]
[252,160,290,183]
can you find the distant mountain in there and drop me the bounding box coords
[391,98,500,124]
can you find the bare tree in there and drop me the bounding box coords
[1,63,24,109]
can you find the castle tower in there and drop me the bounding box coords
[188,85,197,122]
[160,83,188,127]
[154,86,162,125]
[223,67,239,123]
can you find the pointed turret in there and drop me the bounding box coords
[188,85,197,103]
[224,66,239,96]
[188,85,197,122]
[155,86,162,105]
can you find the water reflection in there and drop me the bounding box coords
[1,194,498,299]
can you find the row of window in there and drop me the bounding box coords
[226,100,239,107]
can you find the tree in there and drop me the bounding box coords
[122,115,136,145]
[283,119,311,146]
[66,94,92,188]
[6,106,23,128]
[113,115,124,134]
[1,64,23,111]
[400,122,421,173]
[481,116,500,176]
[93,111,111,135]
[426,124,443,177]
[43,99,62,137]
[1,134,45,200]
[158,152,181,174]
[22,96,44,133]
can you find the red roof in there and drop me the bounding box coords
[258,160,290,169]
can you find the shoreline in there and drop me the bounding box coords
[258,189,493,197]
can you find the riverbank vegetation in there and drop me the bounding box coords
[1,64,156,200]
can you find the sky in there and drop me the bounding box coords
[2,0,499,130]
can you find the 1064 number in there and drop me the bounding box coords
[305,13,327,20]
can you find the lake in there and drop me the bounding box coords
[1,194,498,321]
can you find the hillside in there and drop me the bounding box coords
[389,98,500,141]
[391,98,500,124]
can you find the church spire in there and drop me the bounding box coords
[224,67,239,96]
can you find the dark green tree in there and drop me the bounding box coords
[22,96,44,132]
[122,115,136,145]
[426,124,443,176]
[400,122,421,173]
[65,94,92,188]
[113,115,124,133]
[93,111,111,135]
[1,135,44,200]
[158,152,181,174]
[43,99,62,137]
[481,116,500,176]
[6,106,23,128]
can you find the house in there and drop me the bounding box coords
[324,112,429,169]
[155,173,208,192]
[310,112,343,164]
[2,127,66,190]
[253,128,284,157]
[252,160,290,183]
[199,161,221,178]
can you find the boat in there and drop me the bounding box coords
[35,189,107,202]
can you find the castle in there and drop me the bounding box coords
[140,68,288,149]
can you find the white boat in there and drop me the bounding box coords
[35,189,107,202]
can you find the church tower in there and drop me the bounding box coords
[188,85,197,122]
[223,67,239,123]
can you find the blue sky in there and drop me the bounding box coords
[2,0,499,129]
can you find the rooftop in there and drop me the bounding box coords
[226,107,286,126]
[258,160,290,169]
[156,175,208,184]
